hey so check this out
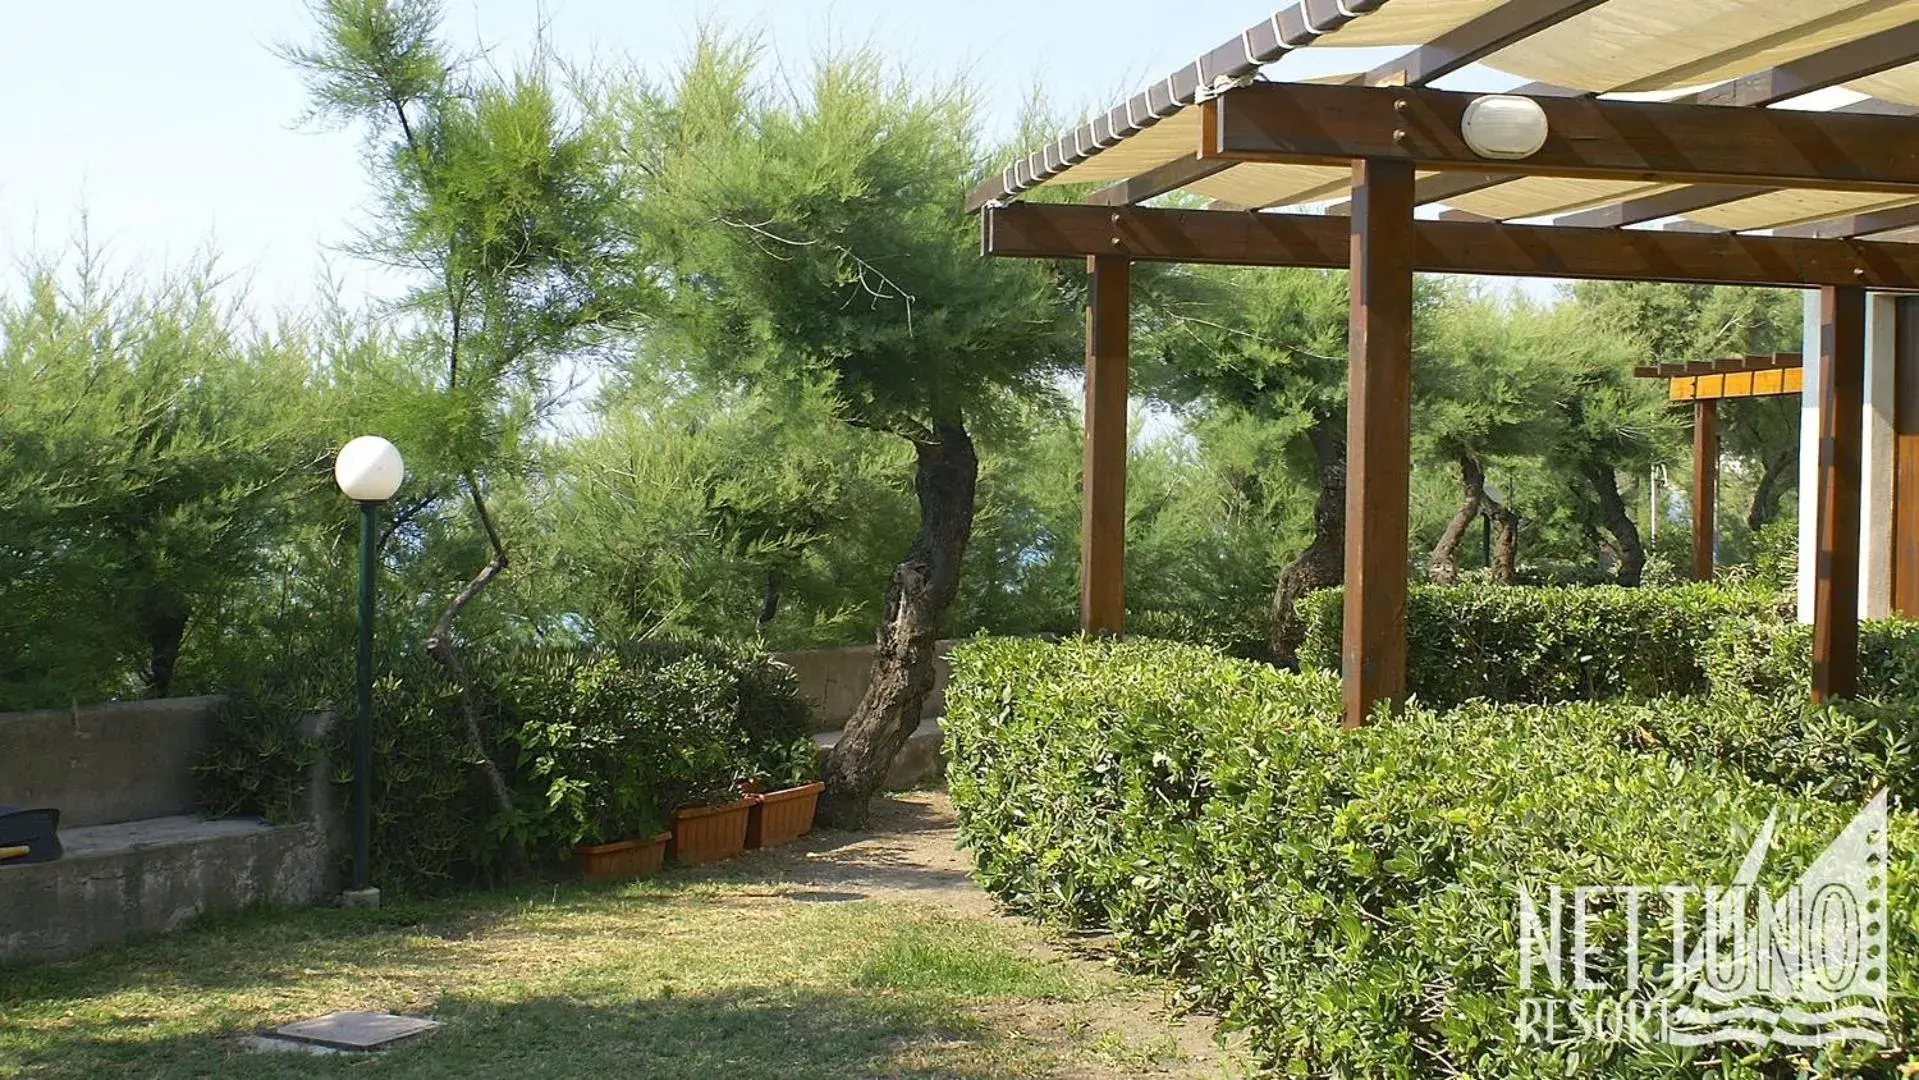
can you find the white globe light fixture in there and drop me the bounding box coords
[1460,95,1549,161]
[334,434,404,909]
[334,435,405,503]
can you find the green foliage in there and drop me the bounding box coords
[0,261,333,707]
[528,378,915,647]
[194,691,323,826]
[1706,616,1919,701]
[196,637,815,894]
[944,635,1919,1077]
[1297,584,1774,707]
[619,36,1079,440]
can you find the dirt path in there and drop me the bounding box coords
[689,791,1246,1078]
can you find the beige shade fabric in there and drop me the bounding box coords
[1310,0,1512,47]
[1035,110,1202,189]
[1846,58,1919,103]
[1444,177,1677,221]
[1484,0,1919,93]
[1181,163,1353,209]
[1685,190,1919,231]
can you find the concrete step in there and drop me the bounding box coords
[813,715,945,790]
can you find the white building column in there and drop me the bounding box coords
[1797,290,1896,622]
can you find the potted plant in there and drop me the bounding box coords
[745,736,825,849]
[503,650,674,882]
[576,828,672,880]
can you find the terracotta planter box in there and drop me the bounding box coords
[746,782,825,849]
[575,831,671,881]
[669,798,754,865]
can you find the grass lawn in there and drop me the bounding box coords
[0,795,1230,1079]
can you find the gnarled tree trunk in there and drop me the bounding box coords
[819,421,976,826]
[1428,453,1485,585]
[424,472,528,880]
[1584,464,1645,586]
[1270,416,1345,668]
[1484,490,1519,585]
[1747,445,1798,534]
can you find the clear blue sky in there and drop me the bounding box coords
[0,0,1527,312]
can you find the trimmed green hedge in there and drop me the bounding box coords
[1297,584,1774,707]
[1706,616,1919,700]
[944,636,1918,1077]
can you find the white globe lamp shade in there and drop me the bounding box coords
[335,436,405,502]
[1460,95,1549,161]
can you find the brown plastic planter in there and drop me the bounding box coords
[669,798,754,864]
[746,782,825,849]
[575,831,671,881]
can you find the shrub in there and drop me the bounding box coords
[198,638,817,894]
[944,636,1918,1077]
[1297,584,1774,707]
[1627,690,1919,810]
[1706,616,1919,701]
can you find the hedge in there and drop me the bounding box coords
[944,635,1918,1077]
[1296,584,1775,707]
[1706,616,1919,700]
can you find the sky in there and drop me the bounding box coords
[0,0,1537,315]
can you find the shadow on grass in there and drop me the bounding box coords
[9,986,1025,1080]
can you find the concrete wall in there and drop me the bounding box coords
[776,642,955,733]
[0,818,331,964]
[0,696,224,826]
[0,698,340,965]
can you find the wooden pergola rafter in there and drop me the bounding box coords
[971,0,1919,719]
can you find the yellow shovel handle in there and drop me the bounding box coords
[0,845,30,861]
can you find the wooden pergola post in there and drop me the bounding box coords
[1080,255,1130,635]
[1341,158,1415,729]
[1691,400,1719,581]
[1813,285,1866,703]
[1895,296,1919,618]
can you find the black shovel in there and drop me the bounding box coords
[0,806,61,864]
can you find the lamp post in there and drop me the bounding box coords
[333,436,404,907]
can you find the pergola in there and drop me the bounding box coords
[1634,353,1806,582]
[970,0,1919,727]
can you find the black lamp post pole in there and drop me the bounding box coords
[353,499,378,892]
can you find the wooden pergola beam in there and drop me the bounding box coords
[1086,1,1603,210]
[1896,297,1919,619]
[1633,353,1803,378]
[1203,83,1919,194]
[1402,24,1919,222]
[1692,400,1718,582]
[1776,202,1919,240]
[982,203,1919,291]
[1813,286,1866,703]
[1343,158,1416,729]
[1080,257,1130,635]
[1664,369,1804,401]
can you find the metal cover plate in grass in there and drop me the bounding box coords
[273,1011,439,1051]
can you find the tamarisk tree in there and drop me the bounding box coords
[619,40,1079,823]
[287,0,625,869]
